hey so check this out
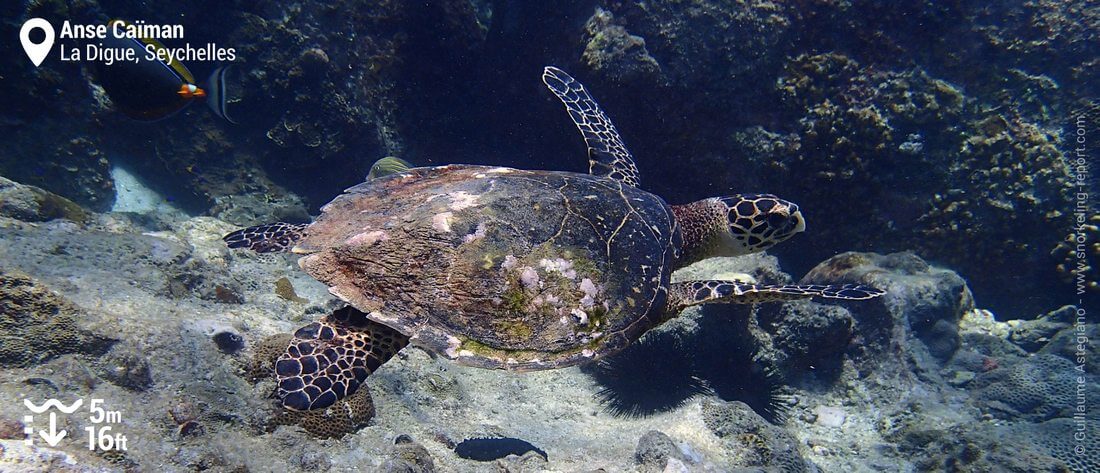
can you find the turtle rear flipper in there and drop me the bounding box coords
[668,280,884,311]
[276,306,409,410]
[223,222,308,253]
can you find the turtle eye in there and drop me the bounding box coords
[766,212,790,230]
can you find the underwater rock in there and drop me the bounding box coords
[917,111,1077,318]
[883,411,1066,472]
[1053,212,1099,300]
[1008,317,1070,353]
[236,0,474,208]
[165,258,247,304]
[726,52,949,264]
[812,406,847,428]
[0,176,89,223]
[0,269,114,367]
[168,399,209,438]
[784,1,1096,135]
[212,331,245,355]
[1023,418,1100,472]
[966,1,1099,91]
[384,434,437,473]
[292,450,332,471]
[209,189,310,228]
[971,354,1100,422]
[0,417,26,440]
[749,49,1081,319]
[582,8,661,84]
[1039,322,1100,374]
[0,0,112,212]
[701,399,814,472]
[803,252,972,363]
[634,430,688,473]
[0,223,190,299]
[454,436,548,462]
[0,132,114,212]
[756,300,854,377]
[98,345,155,391]
[0,442,92,472]
[274,276,309,303]
[602,0,793,98]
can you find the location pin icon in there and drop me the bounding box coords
[20,18,55,67]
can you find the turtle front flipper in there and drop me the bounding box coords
[223,222,308,253]
[668,280,884,312]
[276,306,409,411]
[542,66,642,188]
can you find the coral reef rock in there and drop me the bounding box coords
[0,176,89,223]
[0,269,114,367]
[803,252,973,366]
[701,399,815,472]
[634,430,689,473]
[971,354,1100,422]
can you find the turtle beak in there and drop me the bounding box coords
[791,210,806,233]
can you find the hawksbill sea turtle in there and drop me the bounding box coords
[223,67,884,411]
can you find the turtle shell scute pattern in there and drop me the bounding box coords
[275,306,409,411]
[294,166,681,370]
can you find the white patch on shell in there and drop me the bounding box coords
[582,349,595,357]
[501,255,518,270]
[486,167,513,174]
[442,334,459,356]
[519,267,540,290]
[432,212,453,232]
[458,350,474,358]
[570,308,589,325]
[539,258,576,279]
[345,230,388,246]
[579,278,600,308]
[448,191,480,211]
[463,222,487,243]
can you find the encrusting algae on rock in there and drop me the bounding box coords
[0,268,113,367]
[274,276,308,303]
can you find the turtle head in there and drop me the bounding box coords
[672,194,805,266]
[718,194,805,254]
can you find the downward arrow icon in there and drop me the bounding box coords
[39,412,66,446]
